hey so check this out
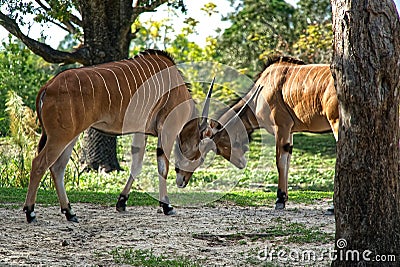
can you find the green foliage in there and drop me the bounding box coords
[131,8,242,104]
[5,91,38,148]
[130,17,173,54]
[294,0,333,62]
[294,0,332,28]
[2,91,39,187]
[218,0,297,74]
[110,248,201,267]
[201,2,218,16]
[0,36,53,135]
[293,23,333,63]
[33,0,77,24]
[218,0,333,75]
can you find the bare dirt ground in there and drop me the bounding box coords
[0,200,335,266]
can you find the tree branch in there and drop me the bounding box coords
[131,0,170,22]
[0,12,89,65]
[35,0,82,34]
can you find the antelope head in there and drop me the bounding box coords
[175,78,216,188]
[204,84,263,169]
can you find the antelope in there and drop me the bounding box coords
[24,49,212,223]
[197,56,338,209]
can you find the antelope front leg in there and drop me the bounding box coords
[275,130,293,210]
[157,140,175,215]
[116,133,147,212]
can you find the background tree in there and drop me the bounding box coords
[292,0,332,63]
[218,0,332,75]
[0,37,53,136]
[331,0,400,265]
[0,0,186,172]
[218,0,296,74]
[131,5,228,102]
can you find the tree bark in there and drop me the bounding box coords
[331,0,400,266]
[78,0,135,172]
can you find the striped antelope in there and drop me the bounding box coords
[24,49,211,223]
[204,56,338,209]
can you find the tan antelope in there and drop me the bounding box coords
[195,56,338,209]
[24,49,211,223]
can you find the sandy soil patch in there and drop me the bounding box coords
[0,200,335,266]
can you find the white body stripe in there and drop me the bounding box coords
[73,71,86,117]
[91,69,112,111]
[94,67,124,115]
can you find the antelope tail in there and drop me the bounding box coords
[36,88,47,153]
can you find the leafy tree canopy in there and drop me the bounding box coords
[0,36,53,135]
[218,0,332,75]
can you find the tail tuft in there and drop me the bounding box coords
[38,132,47,153]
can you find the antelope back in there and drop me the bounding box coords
[37,50,194,138]
[256,57,337,132]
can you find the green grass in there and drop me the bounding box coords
[109,248,201,267]
[0,187,157,207]
[0,131,336,208]
[259,221,334,244]
[0,186,332,209]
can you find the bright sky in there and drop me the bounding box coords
[0,0,399,49]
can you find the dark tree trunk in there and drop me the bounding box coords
[79,0,134,172]
[82,128,121,172]
[331,0,400,266]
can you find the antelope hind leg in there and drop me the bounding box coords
[50,137,79,222]
[24,153,46,222]
[24,137,72,223]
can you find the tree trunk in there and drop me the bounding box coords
[331,0,400,266]
[79,0,134,172]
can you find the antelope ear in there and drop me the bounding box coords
[210,119,220,129]
[202,125,213,139]
[209,119,223,136]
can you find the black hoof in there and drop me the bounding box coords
[275,202,285,210]
[275,189,287,210]
[62,203,78,223]
[325,205,334,216]
[116,194,129,212]
[67,215,79,223]
[23,205,37,223]
[160,202,176,215]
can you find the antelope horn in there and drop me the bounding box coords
[200,77,215,131]
[218,84,263,133]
